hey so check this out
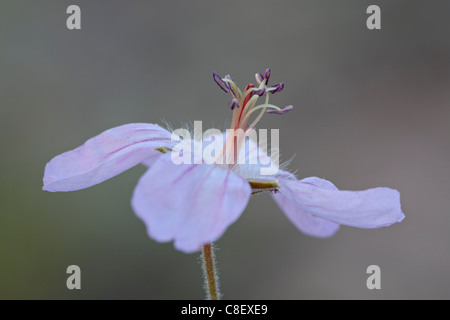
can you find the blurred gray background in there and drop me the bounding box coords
[0,0,449,299]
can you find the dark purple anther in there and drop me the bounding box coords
[269,82,284,94]
[228,98,240,110]
[253,87,266,96]
[213,72,230,93]
[266,105,293,114]
[263,68,271,84]
[255,73,264,84]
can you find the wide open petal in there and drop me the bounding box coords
[43,123,174,192]
[274,176,405,231]
[272,176,340,237]
[131,154,251,253]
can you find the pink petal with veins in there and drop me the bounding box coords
[273,176,404,235]
[43,123,173,192]
[131,154,251,253]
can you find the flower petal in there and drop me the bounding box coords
[43,123,174,192]
[274,176,405,231]
[272,176,340,237]
[234,133,280,181]
[131,154,251,253]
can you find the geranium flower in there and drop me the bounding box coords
[42,69,405,254]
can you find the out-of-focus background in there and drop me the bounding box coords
[1,0,449,299]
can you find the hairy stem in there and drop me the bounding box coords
[201,243,220,300]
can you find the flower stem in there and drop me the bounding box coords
[201,243,220,300]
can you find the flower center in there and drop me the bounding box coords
[213,69,292,132]
[213,69,293,167]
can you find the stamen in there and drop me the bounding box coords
[228,86,237,99]
[228,99,239,110]
[222,78,241,100]
[239,95,260,124]
[241,84,255,109]
[266,105,293,114]
[240,103,280,126]
[267,82,284,94]
[255,73,264,85]
[253,87,266,96]
[263,68,271,84]
[244,93,271,130]
[213,72,230,93]
[214,69,293,168]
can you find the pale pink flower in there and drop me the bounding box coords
[43,69,404,253]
